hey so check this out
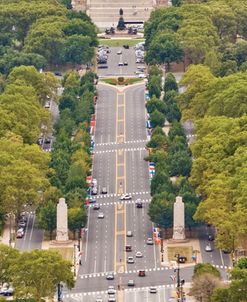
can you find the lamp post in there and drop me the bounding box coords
[175,254,185,302]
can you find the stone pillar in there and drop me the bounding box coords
[56,198,69,242]
[172,196,185,240]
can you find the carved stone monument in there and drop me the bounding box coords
[56,198,69,242]
[172,196,186,240]
[117,8,126,31]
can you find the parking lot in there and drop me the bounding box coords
[97,43,146,77]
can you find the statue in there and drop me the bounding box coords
[117,8,126,31]
[172,196,186,240]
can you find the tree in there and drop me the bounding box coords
[68,207,87,238]
[151,170,174,196]
[9,249,74,301]
[146,96,166,114]
[150,109,165,128]
[193,263,221,279]
[37,200,57,240]
[0,244,19,283]
[146,31,184,69]
[148,192,174,228]
[147,75,162,99]
[164,72,178,92]
[64,35,94,65]
[189,273,221,302]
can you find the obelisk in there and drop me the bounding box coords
[56,198,69,241]
[172,196,186,240]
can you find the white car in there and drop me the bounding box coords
[107,286,116,294]
[98,212,104,219]
[138,73,146,78]
[95,298,103,302]
[118,62,124,66]
[205,244,213,252]
[117,50,122,55]
[127,256,134,264]
[146,238,154,245]
[120,194,132,200]
[136,251,143,258]
[149,287,157,293]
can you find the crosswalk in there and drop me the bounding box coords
[88,198,151,207]
[95,139,148,147]
[93,191,150,199]
[79,266,176,280]
[94,147,147,154]
[64,284,178,298]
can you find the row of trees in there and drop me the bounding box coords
[0,244,74,301]
[189,258,247,302]
[144,0,247,75]
[0,0,97,74]
[37,71,97,238]
[176,64,247,251]
[0,66,60,229]
[146,67,198,230]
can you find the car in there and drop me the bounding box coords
[146,238,154,245]
[18,221,26,229]
[92,179,97,187]
[138,73,146,78]
[149,287,157,293]
[0,286,14,296]
[16,228,24,239]
[124,61,128,66]
[92,187,98,195]
[93,203,100,210]
[178,256,187,263]
[205,244,213,252]
[95,298,103,302]
[125,245,132,252]
[44,101,51,109]
[117,50,122,55]
[123,44,129,49]
[208,235,214,241]
[106,273,114,280]
[222,248,231,254]
[118,62,124,66]
[107,286,116,294]
[138,269,145,277]
[102,187,107,194]
[90,197,96,203]
[136,251,143,258]
[126,230,133,237]
[127,256,134,264]
[120,194,132,200]
[54,71,62,76]
[98,212,104,219]
[108,295,116,302]
[128,280,135,286]
[136,199,143,208]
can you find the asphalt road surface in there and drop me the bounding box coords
[97,46,145,77]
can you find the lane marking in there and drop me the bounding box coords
[85,207,90,262]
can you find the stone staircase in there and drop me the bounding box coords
[87,0,156,29]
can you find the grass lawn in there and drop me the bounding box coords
[99,38,145,47]
[50,247,74,262]
[167,246,193,263]
[101,77,143,86]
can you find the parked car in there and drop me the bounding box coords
[146,238,154,245]
[205,244,213,252]
[16,228,24,239]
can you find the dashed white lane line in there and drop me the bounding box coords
[95,139,148,147]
